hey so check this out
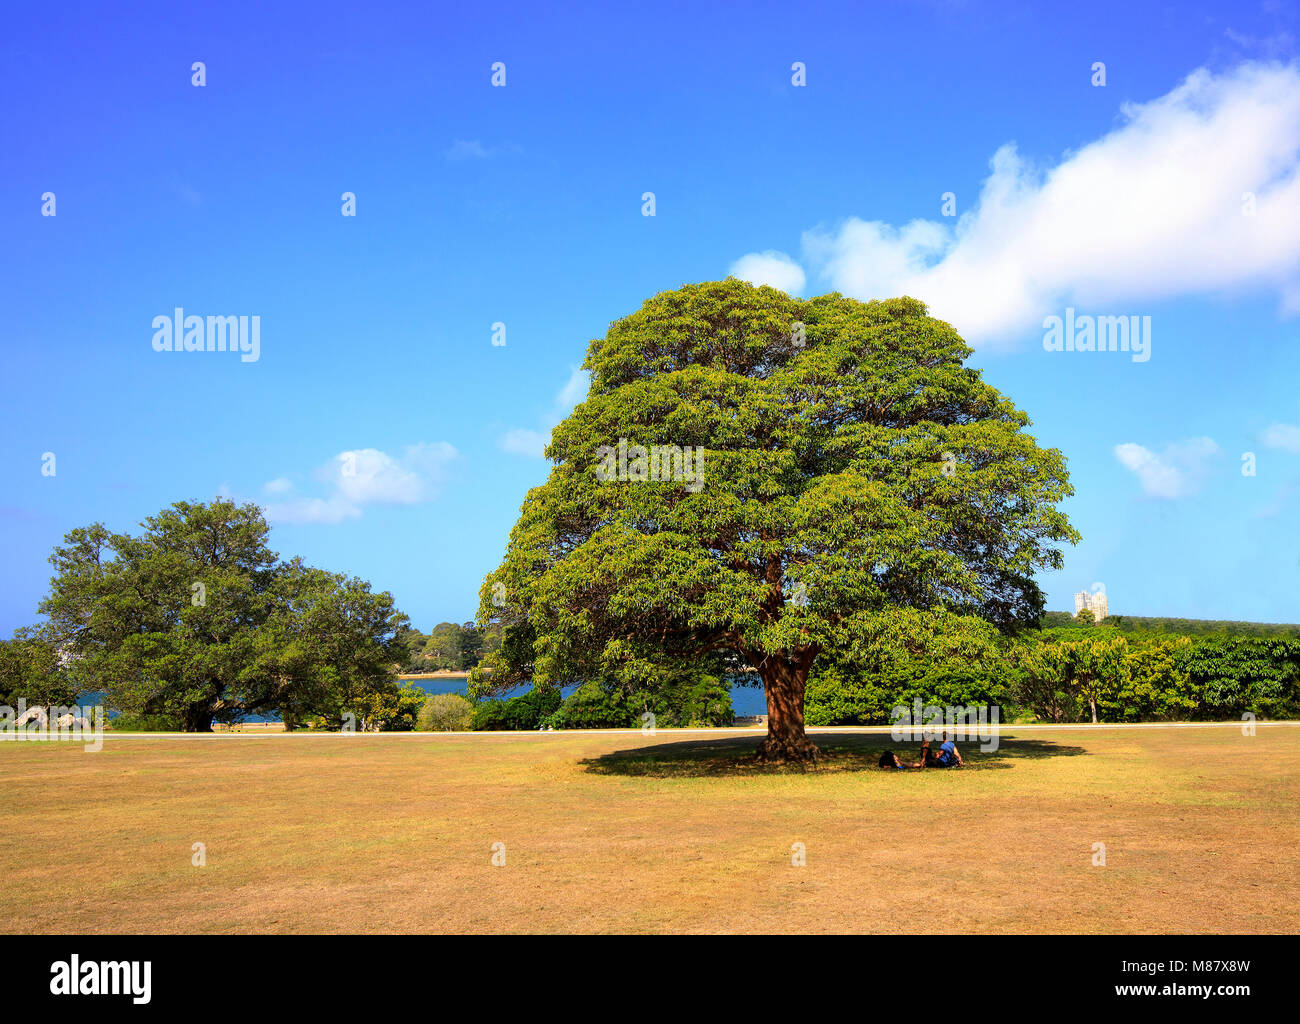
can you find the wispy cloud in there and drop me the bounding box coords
[264,442,458,524]
[1114,437,1219,499]
[735,62,1300,346]
[499,429,550,458]
[1261,422,1300,453]
[499,367,590,459]
[446,139,490,161]
[728,250,806,294]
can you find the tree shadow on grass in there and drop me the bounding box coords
[580,733,1088,778]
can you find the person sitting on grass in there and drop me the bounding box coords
[879,744,926,769]
[934,733,964,768]
[880,737,964,770]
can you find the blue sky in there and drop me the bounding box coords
[3,0,1300,633]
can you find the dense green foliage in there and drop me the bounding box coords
[416,692,475,731]
[0,631,81,710]
[471,686,564,730]
[1041,611,1300,637]
[805,607,1008,725]
[1182,636,1300,719]
[807,620,1300,724]
[31,500,410,731]
[105,712,182,732]
[474,279,1079,758]
[467,665,735,731]
[542,668,735,729]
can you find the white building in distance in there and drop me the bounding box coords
[1074,590,1108,621]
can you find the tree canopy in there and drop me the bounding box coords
[36,499,409,731]
[475,279,1079,761]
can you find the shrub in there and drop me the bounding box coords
[416,693,474,732]
[541,671,735,730]
[471,686,563,730]
[544,681,638,729]
[658,671,734,727]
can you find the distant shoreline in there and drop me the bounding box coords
[398,671,470,679]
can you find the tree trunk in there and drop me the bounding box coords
[1089,695,1098,724]
[754,655,820,764]
[183,706,215,732]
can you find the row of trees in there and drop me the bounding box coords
[1040,610,1300,638]
[10,283,1294,744]
[4,495,1292,733]
[470,666,735,730]
[802,608,1300,726]
[1,499,734,733]
[400,621,501,673]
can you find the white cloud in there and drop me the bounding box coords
[761,62,1300,346]
[1114,437,1220,499]
[446,139,489,161]
[555,366,589,409]
[1261,422,1300,452]
[729,250,807,294]
[264,442,458,524]
[499,367,591,459]
[263,495,360,525]
[500,428,550,458]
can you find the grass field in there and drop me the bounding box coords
[2,725,1296,934]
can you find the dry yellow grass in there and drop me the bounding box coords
[2,726,1296,934]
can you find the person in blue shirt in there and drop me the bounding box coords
[934,733,964,768]
[879,736,965,770]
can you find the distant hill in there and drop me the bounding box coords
[1041,611,1300,637]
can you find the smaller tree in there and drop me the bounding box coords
[1105,635,1195,721]
[349,681,426,732]
[1013,631,1130,723]
[38,500,409,731]
[1011,643,1080,723]
[457,622,485,670]
[0,630,80,711]
[424,622,465,671]
[258,560,410,729]
[1066,635,1130,723]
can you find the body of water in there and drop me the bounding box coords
[400,675,769,717]
[81,675,769,724]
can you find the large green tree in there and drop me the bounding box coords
[476,280,1078,761]
[38,500,408,730]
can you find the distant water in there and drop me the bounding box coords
[401,675,768,717]
[83,675,768,725]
